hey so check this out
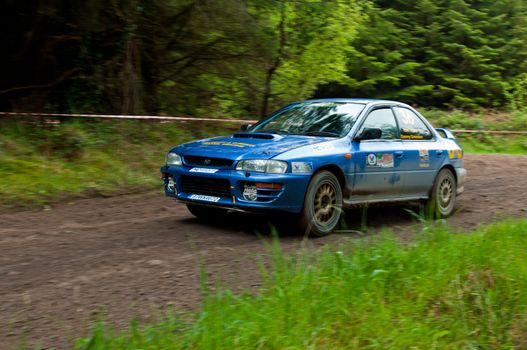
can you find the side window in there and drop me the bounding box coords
[394,107,433,140]
[359,108,398,140]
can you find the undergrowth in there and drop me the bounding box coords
[0,118,234,208]
[423,109,527,154]
[75,219,527,349]
[1,110,526,208]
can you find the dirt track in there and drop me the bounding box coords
[1,154,526,349]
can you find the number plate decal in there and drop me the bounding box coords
[189,168,219,173]
[189,194,221,202]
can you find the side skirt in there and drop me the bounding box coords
[343,195,428,208]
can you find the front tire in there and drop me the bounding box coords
[426,168,457,218]
[299,171,343,236]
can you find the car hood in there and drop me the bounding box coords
[172,132,332,160]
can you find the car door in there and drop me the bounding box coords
[351,107,407,200]
[393,106,445,196]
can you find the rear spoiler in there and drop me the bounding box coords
[435,128,456,139]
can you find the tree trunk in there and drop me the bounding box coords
[260,3,286,118]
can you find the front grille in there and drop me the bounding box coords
[183,156,233,168]
[180,175,231,198]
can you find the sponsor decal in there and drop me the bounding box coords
[312,143,335,152]
[367,153,377,166]
[167,178,177,193]
[399,110,416,125]
[309,102,338,108]
[448,149,463,159]
[242,184,258,201]
[419,149,430,168]
[189,167,219,173]
[366,153,394,168]
[401,134,424,140]
[376,154,394,168]
[400,128,425,139]
[189,194,221,202]
[202,141,255,148]
[419,149,429,161]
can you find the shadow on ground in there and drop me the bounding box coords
[179,203,422,238]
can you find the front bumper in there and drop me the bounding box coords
[161,165,311,213]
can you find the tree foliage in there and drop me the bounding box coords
[321,0,527,109]
[1,0,527,116]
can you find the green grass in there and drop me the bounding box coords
[422,109,527,154]
[75,220,527,349]
[456,134,527,155]
[0,118,235,209]
[1,110,526,208]
[422,109,527,132]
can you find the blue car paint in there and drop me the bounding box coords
[174,134,329,161]
[161,166,311,212]
[161,99,466,213]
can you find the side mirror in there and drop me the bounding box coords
[240,124,252,131]
[355,128,382,141]
[435,128,456,139]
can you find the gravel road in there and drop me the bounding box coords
[1,154,526,349]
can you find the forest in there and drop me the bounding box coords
[1,0,527,117]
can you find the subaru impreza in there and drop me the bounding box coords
[161,99,466,236]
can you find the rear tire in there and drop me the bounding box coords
[426,168,457,218]
[299,171,343,236]
[186,204,227,219]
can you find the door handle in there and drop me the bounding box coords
[436,150,443,156]
[394,151,404,158]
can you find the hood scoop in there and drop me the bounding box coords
[232,132,277,140]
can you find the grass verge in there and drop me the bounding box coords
[423,109,527,154]
[76,219,527,349]
[0,118,235,209]
[1,110,526,209]
[457,134,527,154]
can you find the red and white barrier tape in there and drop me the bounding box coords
[0,111,258,124]
[1,111,526,134]
[448,129,527,135]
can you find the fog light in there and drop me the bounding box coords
[243,183,258,201]
[167,178,176,193]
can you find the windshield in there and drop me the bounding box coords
[250,102,365,137]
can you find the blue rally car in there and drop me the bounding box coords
[161,99,466,236]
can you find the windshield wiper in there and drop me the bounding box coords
[301,131,340,137]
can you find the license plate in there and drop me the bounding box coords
[189,168,219,174]
[189,194,221,202]
[167,178,176,193]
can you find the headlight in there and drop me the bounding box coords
[236,159,288,174]
[166,152,182,166]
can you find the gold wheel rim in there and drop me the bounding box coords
[314,183,337,225]
[438,177,453,209]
